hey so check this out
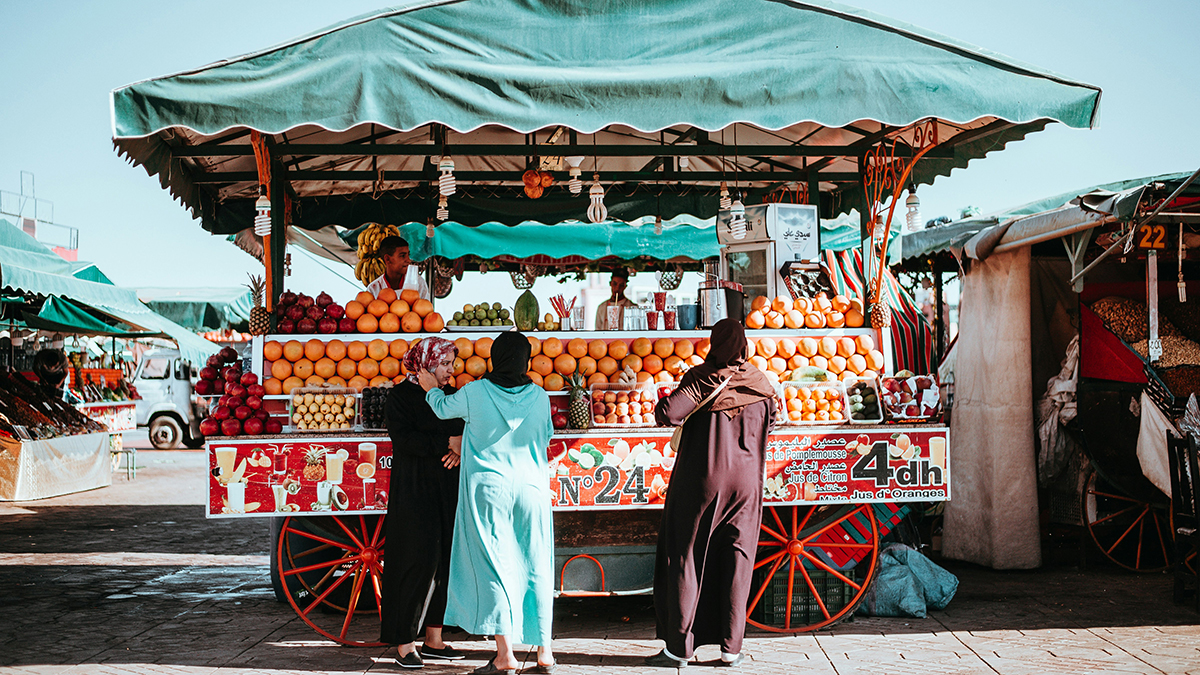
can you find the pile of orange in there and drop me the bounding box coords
[782,384,846,423]
[745,292,865,330]
[748,333,885,383]
[524,336,707,391]
[263,337,409,394]
[345,288,444,334]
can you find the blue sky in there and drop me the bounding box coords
[1,0,1197,298]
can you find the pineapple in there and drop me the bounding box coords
[870,301,892,329]
[247,274,270,335]
[303,446,325,481]
[567,370,591,430]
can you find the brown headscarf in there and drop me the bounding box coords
[678,318,776,418]
[402,336,457,384]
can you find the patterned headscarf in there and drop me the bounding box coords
[402,336,458,384]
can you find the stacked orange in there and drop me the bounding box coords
[747,334,885,384]
[263,337,409,394]
[344,288,444,334]
[782,384,845,423]
[745,292,865,330]
[526,336,708,391]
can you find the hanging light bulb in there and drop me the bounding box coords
[588,174,607,223]
[436,195,449,222]
[565,156,585,195]
[904,186,922,233]
[719,181,732,211]
[253,186,271,236]
[729,196,747,240]
[438,156,456,196]
[655,215,663,235]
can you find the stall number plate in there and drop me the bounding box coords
[1149,338,1163,360]
[1138,224,1168,250]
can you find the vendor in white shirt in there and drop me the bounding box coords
[366,236,431,300]
[594,268,636,331]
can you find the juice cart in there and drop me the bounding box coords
[110,0,1098,647]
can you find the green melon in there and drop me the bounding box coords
[514,290,539,331]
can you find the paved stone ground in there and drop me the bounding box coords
[2,450,1198,674]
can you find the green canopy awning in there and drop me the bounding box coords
[137,287,254,331]
[111,0,1100,233]
[398,220,719,264]
[20,296,155,338]
[0,217,219,364]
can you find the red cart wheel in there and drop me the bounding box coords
[1082,468,1172,572]
[746,504,878,633]
[278,514,386,646]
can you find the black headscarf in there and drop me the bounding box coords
[678,318,776,418]
[482,331,533,389]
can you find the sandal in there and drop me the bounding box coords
[472,658,517,675]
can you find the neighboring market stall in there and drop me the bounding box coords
[902,170,1200,571]
[137,286,254,333]
[1,216,218,498]
[110,0,1100,644]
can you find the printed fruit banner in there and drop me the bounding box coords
[549,427,948,510]
[206,437,390,517]
[763,428,949,504]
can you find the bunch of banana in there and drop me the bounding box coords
[353,222,401,285]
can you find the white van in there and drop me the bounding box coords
[132,348,206,449]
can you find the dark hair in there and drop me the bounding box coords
[33,348,68,388]
[611,268,630,281]
[378,235,410,258]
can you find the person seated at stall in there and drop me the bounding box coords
[367,236,431,301]
[594,268,636,330]
[32,348,78,402]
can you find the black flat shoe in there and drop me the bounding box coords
[420,643,466,660]
[718,653,746,667]
[472,658,517,675]
[644,650,689,668]
[396,651,424,669]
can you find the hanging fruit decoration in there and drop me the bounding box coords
[523,169,553,199]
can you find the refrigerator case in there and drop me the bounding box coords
[717,204,820,307]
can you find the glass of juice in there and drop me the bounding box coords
[358,442,377,468]
[325,451,344,484]
[214,447,237,480]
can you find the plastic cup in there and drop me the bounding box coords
[272,447,287,475]
[272,483,287,512]
[227,481,245,513]
[646,310,659,330]
[317,481,333,507]
[663,308,677,330]
[607,305,622,331]
[653,292,667,311]
[363,478,376,508]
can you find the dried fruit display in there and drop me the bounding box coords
[0,371,107,439]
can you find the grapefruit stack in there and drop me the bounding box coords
[745,292,865,330]
[344,288,444,334]
[748,334,885,384]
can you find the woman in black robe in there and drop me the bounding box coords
[647,319,776,668]
[381,337,466,668]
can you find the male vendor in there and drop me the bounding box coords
[367,236,431,300]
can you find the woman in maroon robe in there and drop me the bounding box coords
[647,319,776,668]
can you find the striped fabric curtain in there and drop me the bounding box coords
[821,249,934,374]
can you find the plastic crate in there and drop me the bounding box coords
[750,565,857,627]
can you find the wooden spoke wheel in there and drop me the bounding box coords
[1082,468,1173,572]
[747,504,879,633]
[278,514,386,646]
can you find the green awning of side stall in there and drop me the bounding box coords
[20,295,156,338]
[0,217,219,364]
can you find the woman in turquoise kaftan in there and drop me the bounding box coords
[418,331,555,675]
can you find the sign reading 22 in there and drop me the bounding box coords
[1137,223,1168,250]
